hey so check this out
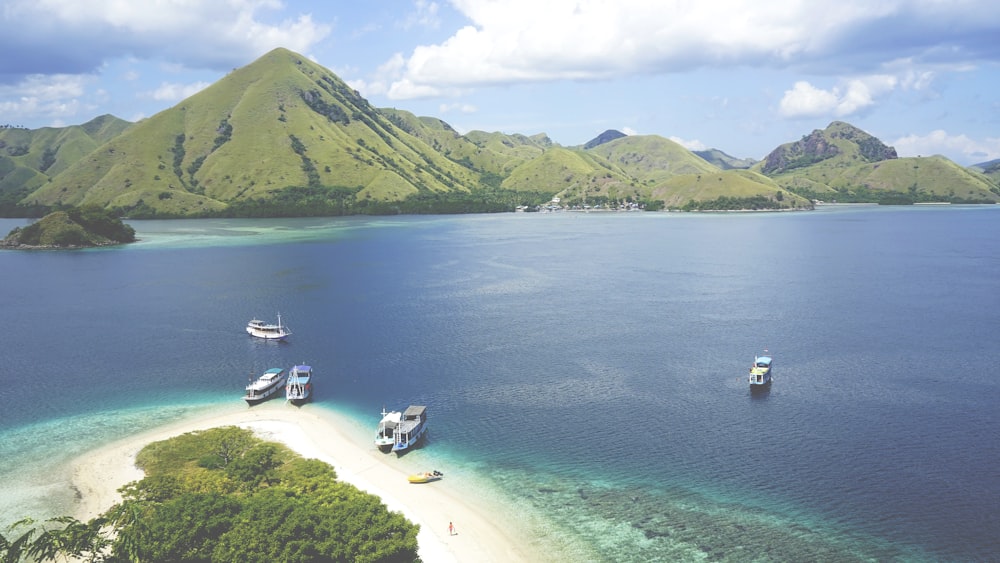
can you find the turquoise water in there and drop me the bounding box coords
[1,207,998,561]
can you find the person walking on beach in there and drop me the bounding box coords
[448,522,455,535]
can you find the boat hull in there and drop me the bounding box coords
[244,368,286,405]
[407,471,442,484]
[246,316,291,340]
[244,382,285,405]
[285,365,313,405]
[392,424,428,454]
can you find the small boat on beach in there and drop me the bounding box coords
[375,405,428,454]
[407,470,443,484]
[244,368,287,405]
[285,364,313,405]
[246,314,291,340]
[749,350,773,390]
[374,408,402,453]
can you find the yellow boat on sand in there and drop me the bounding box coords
[407,470,443,483]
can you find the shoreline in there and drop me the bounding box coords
[69,402,538,562]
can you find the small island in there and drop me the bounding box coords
[1,205,136,249]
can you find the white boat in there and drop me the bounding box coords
[391,405,428,454]
[244,368,286,405]
[749,350,773,390]
[374,408,402,453]
[246,314,291,340]
[285,364,313,405]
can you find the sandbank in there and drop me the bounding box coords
[70,402,534,562]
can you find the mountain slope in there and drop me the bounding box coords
[694,148,758,170]
[651,169,811,210]
[0,115,131,212]
[583,129,627,149]
[759,122,1000,203]
[27,48,480,216]
[587,135,720,185]
[759,121,897,175]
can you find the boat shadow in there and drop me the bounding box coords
[392,431,430,457]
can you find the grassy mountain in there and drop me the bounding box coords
[9,50,992,216]
[27,48,483,217]
[501,146,631,200]
[380,108,550,180]
[0,115,131,214]
[694,148,758,170]
[651,169,811,210]
[969,159,1000,186]
[583,129,627,149]
[586,135,720,186]
[759,122,1000,204]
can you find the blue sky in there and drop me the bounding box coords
[1,0,998,165]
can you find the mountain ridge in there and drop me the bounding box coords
[2,48,996,216]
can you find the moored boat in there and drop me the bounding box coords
[390,405,427,454]
[285,364,313,405]
[407,470,443,484]
[246,314,291,340]
[374,408,402,453]
[749,350,773,390]
[244,368,286,405]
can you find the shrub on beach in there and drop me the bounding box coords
[0,426,421,563]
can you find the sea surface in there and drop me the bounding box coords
[1,206,999,561]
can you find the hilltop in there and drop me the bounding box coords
[757,122,1000,204]
[0,115,131,216]
[1,49,996,216]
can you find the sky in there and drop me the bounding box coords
[2,0,999,165]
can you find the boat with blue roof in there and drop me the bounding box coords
[375,405,428,454]
[749,350,772,390]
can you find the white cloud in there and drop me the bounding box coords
[398,0,441,30]
[621,127,637,136]
[669,136,707,151]
[0,0,331,75]
[383,0,998,99]
[778,75,897,118]
[893,130,1000,164]
[0,74,92,124]
[145,81,211,102]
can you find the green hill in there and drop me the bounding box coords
[758,122,1000,204]
[6,50,995,216]
[651,169,811,210]
[0,115,131,214]
[969,159,1000,186]
[27,48,482,217]
[1,205,135,248]
[587,135,720,184]
[500,146,631,202]
[694,148,758,170]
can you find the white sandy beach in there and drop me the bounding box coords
[69,402,535,562]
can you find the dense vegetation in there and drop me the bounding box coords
[1,205,135,247]
[680,195,785,211]
[0,427,420,562]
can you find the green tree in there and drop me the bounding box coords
[115,493,241,563]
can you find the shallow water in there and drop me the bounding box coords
[1,207,998,561]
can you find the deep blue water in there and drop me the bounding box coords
[1,206,999,561]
